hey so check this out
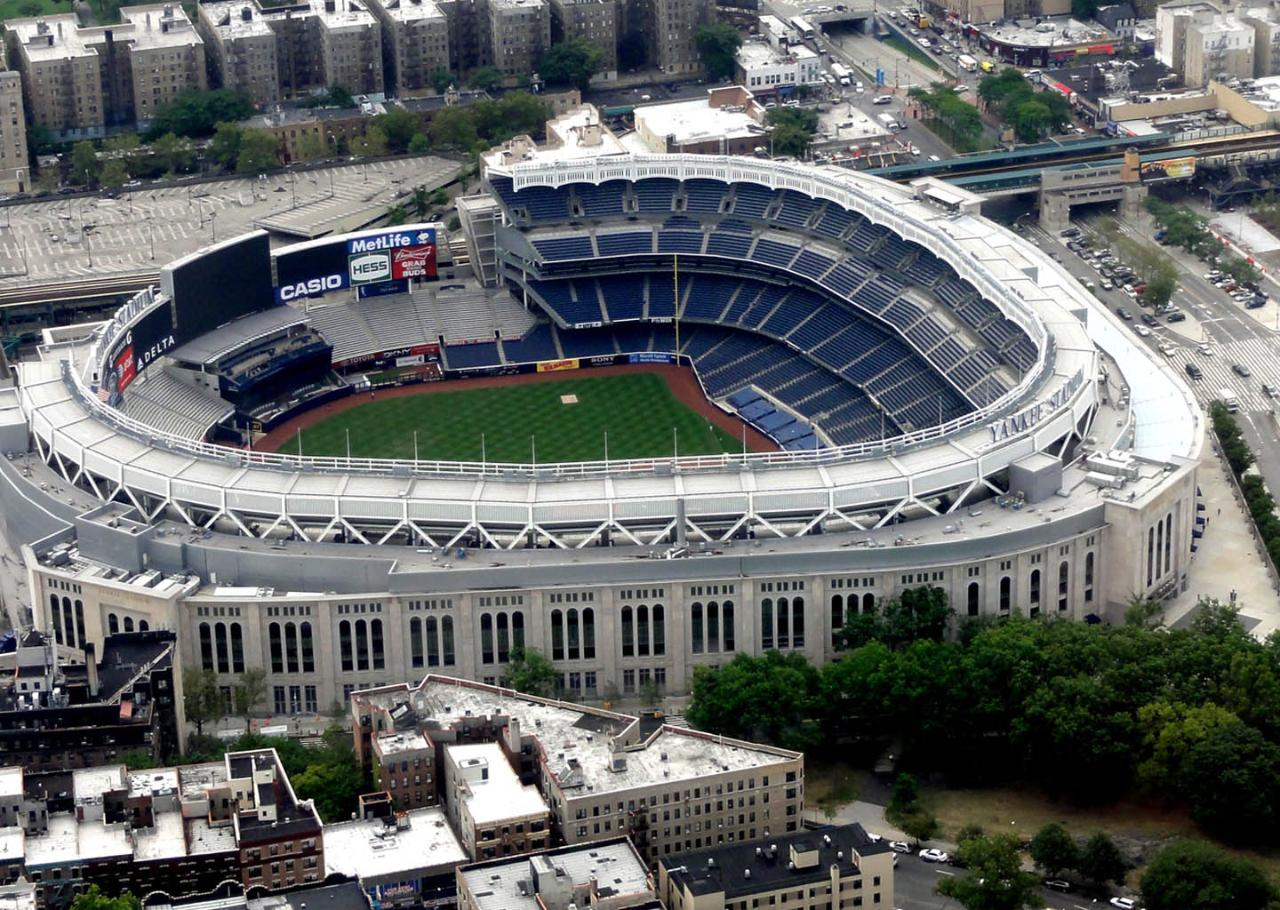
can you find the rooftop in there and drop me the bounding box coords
[356,676,801,800]
[459,838,653,910]
[661,823,891,898]
[367,0,446,23]
[374,729,431,756]
[736,40,818,68]
[979,16,1114,47]
[633,94,768,147]
[446,743,549,825]
[0,882,35,910]
[0,767,21,798]
[118,5,205,51]
[322,807,467,880]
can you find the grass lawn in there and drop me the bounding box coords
[0,0,69,21]
[915,116,994,154]
[294,373,740,463]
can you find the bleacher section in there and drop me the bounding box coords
[119,368,233,440]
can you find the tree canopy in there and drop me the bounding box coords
[936,833,1042,910]
[976,68,1070,141]
[145,89,253,140]
[504,646,559,697]
[70,886,140,910]
[909,84,983,149]
[1140,840,1275,910]
[694,23,743,80]
[540,38,604,91]
[687,650,823,750]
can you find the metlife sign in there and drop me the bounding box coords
[347,228,435,255]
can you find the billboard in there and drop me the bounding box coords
[1141,157,1196,182]
[274,224,439,302]
[391,244,437,280]
[349,251,393,286]
[97,304,177,406]
[163,232,274,339]
[537,358,581,372]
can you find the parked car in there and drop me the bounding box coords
[1109,899,1140,910]
[1044,879,1072,892]
[1135,324,1151,337]
[889,841,912,853]
[919,849,950,863]
[1166,311,1187,323]
[1141,313,1158,326]
[1115,306,1132,320]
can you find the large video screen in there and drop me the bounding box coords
[162,232,274,338]
[97,303,177,407]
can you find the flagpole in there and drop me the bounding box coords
[414,430,419,464]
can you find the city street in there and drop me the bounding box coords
[892,850,1110,910]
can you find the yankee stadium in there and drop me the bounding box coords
[0,113,1202,711]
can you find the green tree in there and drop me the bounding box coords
[151,132,196,174]
[103,134,145,176]
[937,833,1043,910]
[888,773,920,818]
[1028,822,1079,876]
[467,65,505,91]
[618,29,647,70]
[100,158,128,191]
[693,23,743,80]
[430,106,481,150]
[408,132,432,154]
[378,106,422,154]
[1181,720,1280,842]
[145,88,253,139]
[296,132,327,163]
[233,667,268,732]
[504,646,559,696]
[354,124,389,157]
[956,823,986,846]
[235,129,279,175]
[326,84,356,108]
[540,38,604,91]
[687,651,823,750]
[1013,99,1053,142]
[1077,832,1127,888]
[27,123,59,158]
[70,886,140,910]
[1140,840,1275,910]
[207,122,244,171]
[70,140,99,186]
[291,753,365,822]
[386,202,409,225]
[409,185,431,220]
[183,667,223,737]
[1125,594,1165,628]
[430,69,455,94]
[769,124,810,158]
[899,807,940,845]
[1136,701,1242,794]
[117,749,158,769]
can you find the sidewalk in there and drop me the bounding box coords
[1165,429,1280,636]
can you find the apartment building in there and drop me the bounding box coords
[197,3,282,107]
[548,0,618,80]
[734,39,821,96]
[350,675,805,864]
[5,15,107,139]
[1155,0,1220,70]
[118,6,208,128]
[229,750,325,891]
[443,742,552,859]
[1240,5,1280,77]
[0,67,27,196]
[651,0,711,74]
[373,728,438,808]
[658,824,895,910]
[456,838,661,910]
[317,0,385,95]
[1184,11,1255,86]
[366,0,451,94]
[480,0,550,77]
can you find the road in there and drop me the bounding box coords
[893,850,1115,909]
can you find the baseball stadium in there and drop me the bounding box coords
[0,112,1203,712]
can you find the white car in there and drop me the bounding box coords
[1109,899,1140,910]
[919,848,950,863]
[1134,324,1151,337]
[889,841,912,853]
[1199,344,1213,356]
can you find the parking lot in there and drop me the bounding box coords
[0,155,461,288]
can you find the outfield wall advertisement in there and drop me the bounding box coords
[537,358,581,372]
[97,303,178,406]
[274,224,439,302]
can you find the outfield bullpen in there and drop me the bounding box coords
[257,365,777,463]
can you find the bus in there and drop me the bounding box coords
[789,15,816,40]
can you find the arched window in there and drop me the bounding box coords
[199,622,214,671]
[1164,513,1173,577]
[269,623,284,673]
[73,601,85,647]
[691,602,704,654]
[355,620,369,671]
[339,620,354,672]
[230,623,245,673]
[370,619,385,670]
[830,595,845,648]
[124,616,135,633]
[108,614,119,635]
[138,620,148,632]
[496,613,510,663]
[652,606,665,656]
[1058,561,1070,612]
[551,610,564,661]
[1155,519,1164,579]
[792,598,805,648]
[581,609,594,659]
[426,617,440,667]
[49,595,62,645]
[480,613,494,665]
[967,582,979,617]
[567,609,581,661]
[63,597,76,646]
[214,623,229,673]
[761,599,774,649]
[706,602,719,653]
[636,606,650,657]
[621,606,634,657]
[441,616,455,666]
[284,623,299,674]
[513,611,526,653]
[723,601,735,652]
[998,577,1011,614]
[776,596,790,649]
[409,618,424,669]
[1085,552,1095,604]
[300,622,314,673]
[1030,569,1041,608]
[862,592,876,614]
[1147,526,1155,586]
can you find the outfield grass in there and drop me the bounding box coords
[294,373,741,463]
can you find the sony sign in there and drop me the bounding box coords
[349,252,392,286]
[987,368,1085,444]
[278,274,344,302]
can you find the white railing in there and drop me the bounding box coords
[67,170,1082,480]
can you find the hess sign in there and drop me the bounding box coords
[349,251,393,286]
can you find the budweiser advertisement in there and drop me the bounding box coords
[391,242,437,280]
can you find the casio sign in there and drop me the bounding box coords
[349,252,392,285]
[279,274,344,301]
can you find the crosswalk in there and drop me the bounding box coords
[1165,335,1280,413]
